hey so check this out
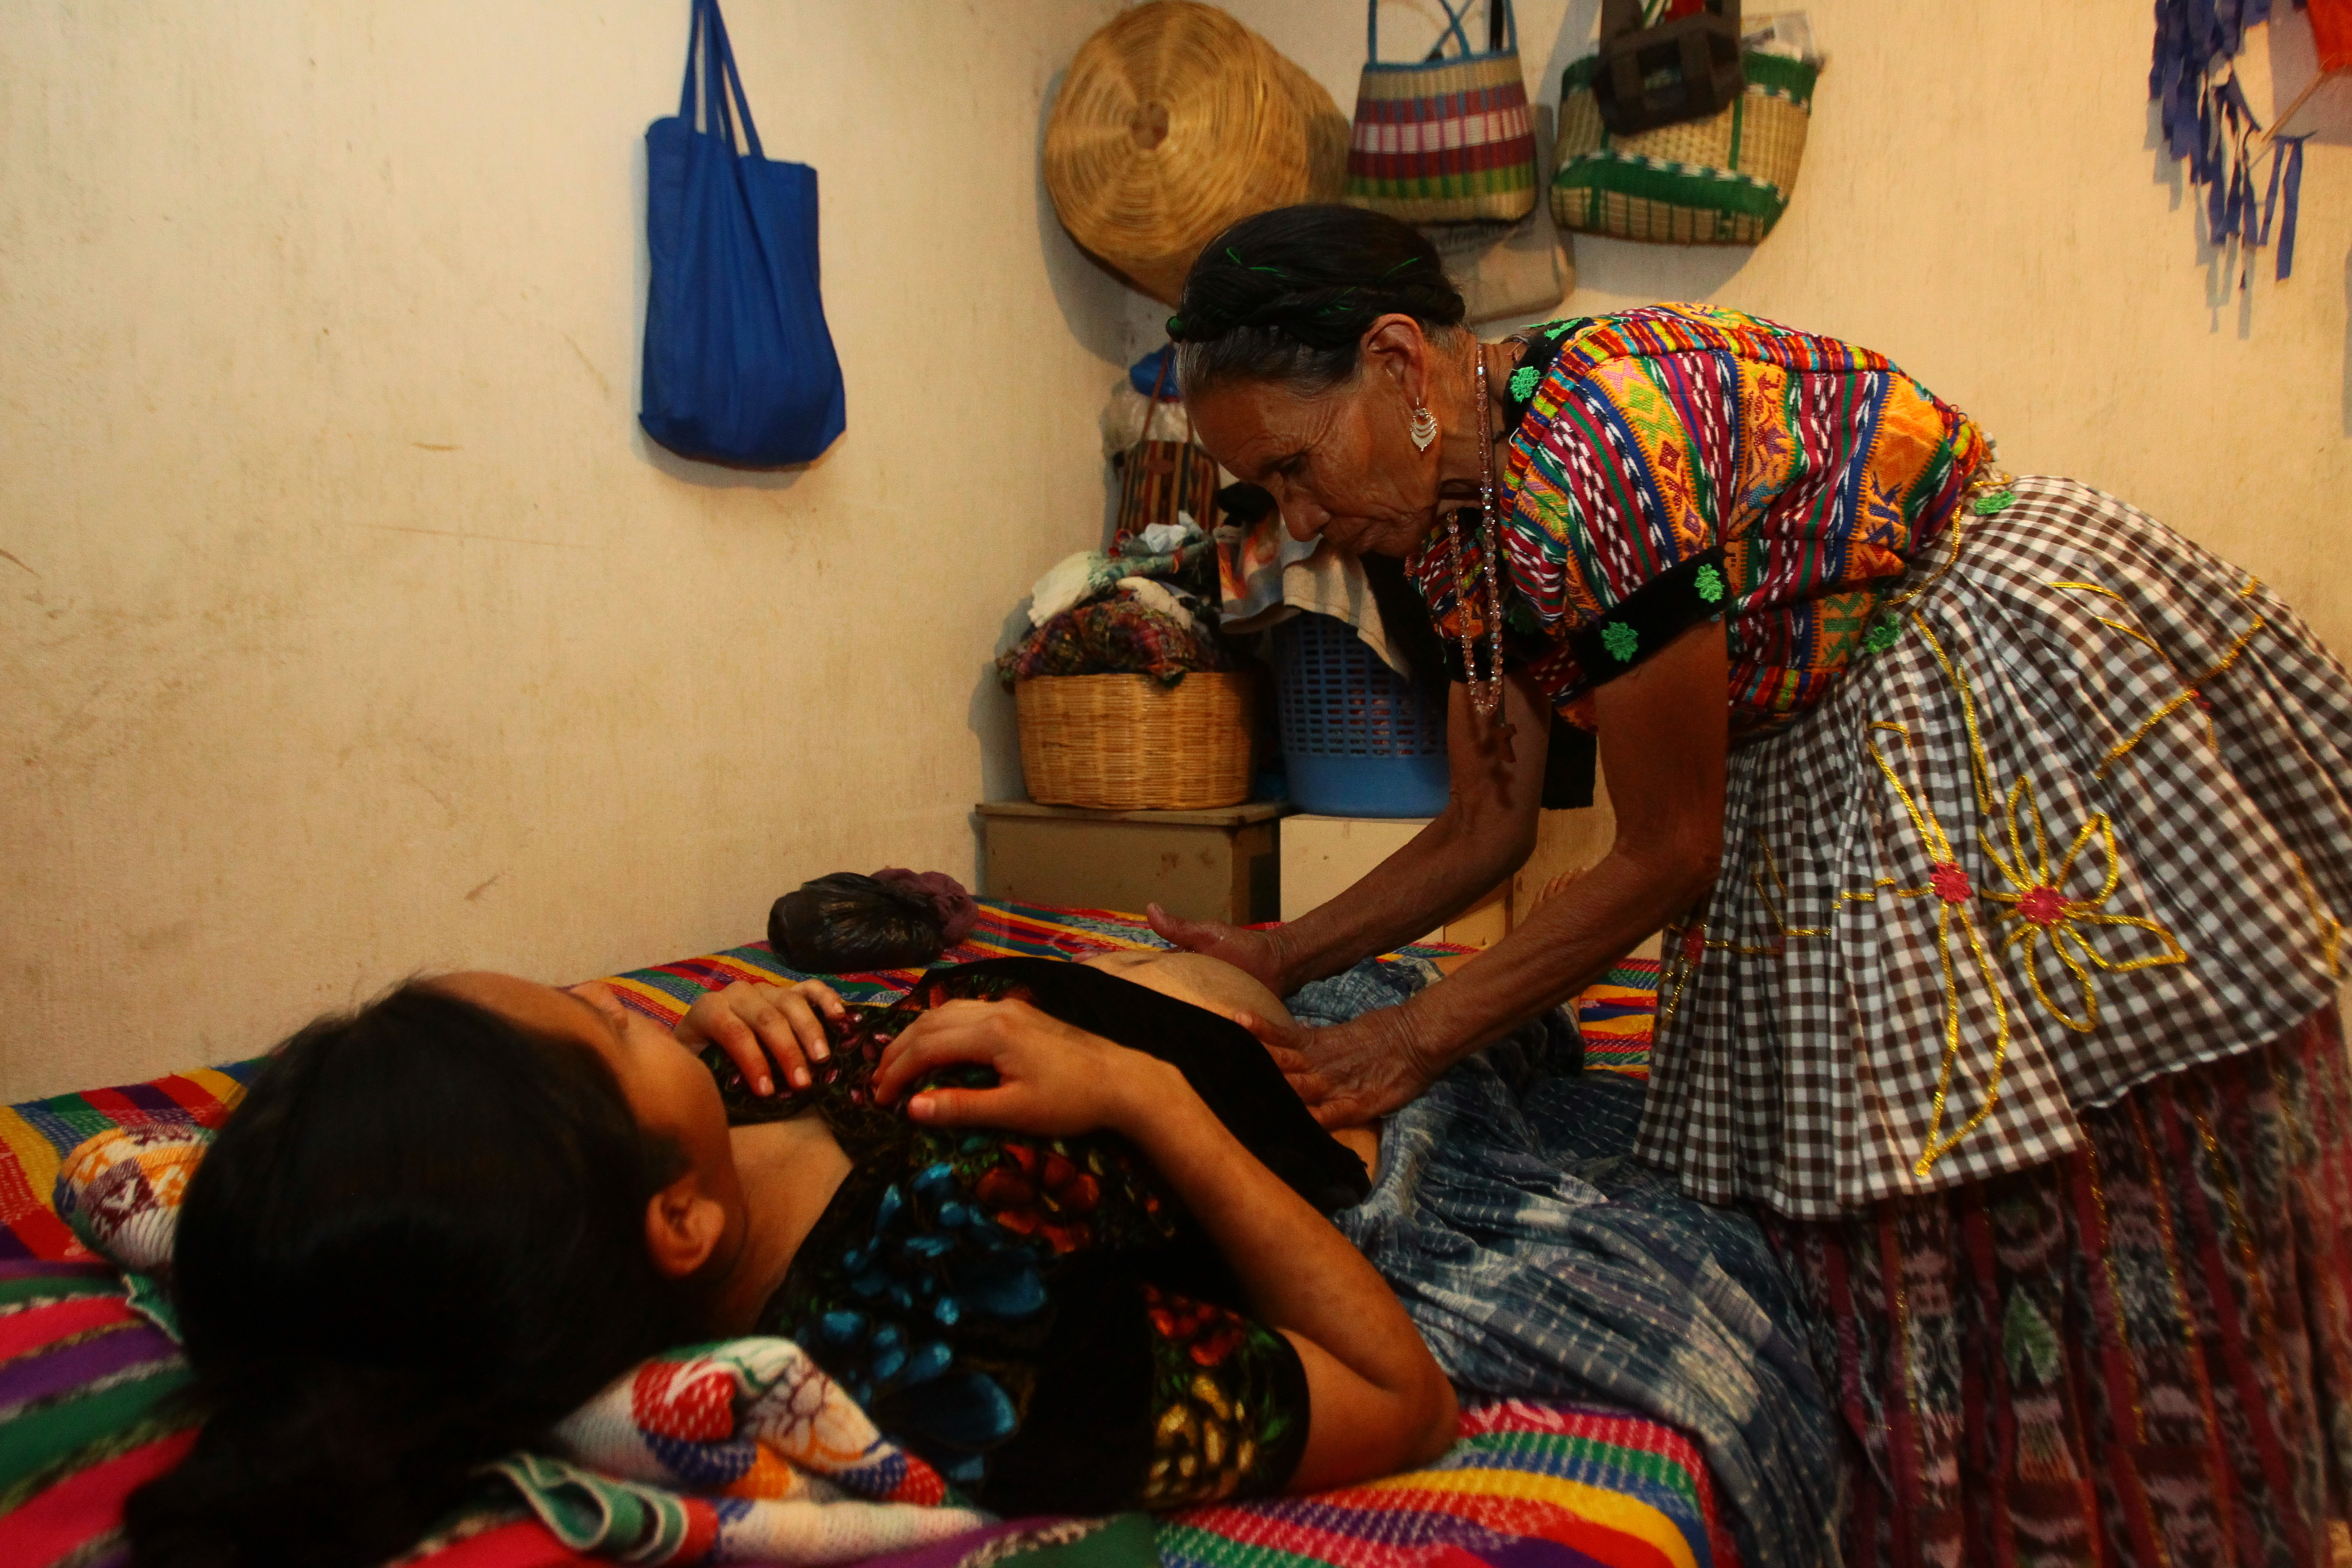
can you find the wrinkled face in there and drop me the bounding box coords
[433,972,736,1195]
[1186,368,1439,560]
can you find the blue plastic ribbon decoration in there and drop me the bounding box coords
[2270,134,2310,279]
[2149,0,2308,285]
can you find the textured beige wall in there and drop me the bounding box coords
[5,0,2346,1099]
[1192,0,2352,652]
[1,0,1129,1097]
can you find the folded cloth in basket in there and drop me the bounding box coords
[994,596,1234,688]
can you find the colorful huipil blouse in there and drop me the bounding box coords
[704,959,1368,1516]
[1409,304,1993,735]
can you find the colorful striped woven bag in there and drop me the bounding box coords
[1551,45,1818,245]
[1345,0,1540,225]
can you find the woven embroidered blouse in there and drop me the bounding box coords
[704,959,1367,1515]
[1410,304,1992,735]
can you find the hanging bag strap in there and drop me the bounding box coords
[678,0,767,160]
[1127,350,1195,468]
[1368,0,1477,64]
[1488,0,1516,53]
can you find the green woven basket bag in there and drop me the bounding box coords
[1550,49,1817,245]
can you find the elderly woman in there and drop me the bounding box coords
[1147,204,2352,1568]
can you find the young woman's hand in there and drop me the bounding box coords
[674,979,849,1095]
[871,998,1176,1139]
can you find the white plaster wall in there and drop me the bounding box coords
[1178,0,2352,655]
[1,0,1130,1097]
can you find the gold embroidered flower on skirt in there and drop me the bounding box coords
[1979,777,2187,1034]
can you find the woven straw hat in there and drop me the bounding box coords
[1045,1,1347,305]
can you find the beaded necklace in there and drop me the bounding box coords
[1439,353,1512,741]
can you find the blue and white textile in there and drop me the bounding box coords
[1296,962,1840,1568]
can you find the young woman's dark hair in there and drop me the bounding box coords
[125,983,695,1568]
[1167,205,1466,394]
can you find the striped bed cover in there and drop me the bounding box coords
[0,900,1697,1568]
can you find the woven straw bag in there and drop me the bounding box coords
[1346,0,1539,224]
[1044,1,1347,305]
[1017,673,1255,811]
[1421,102,1572,323]
[1551,50,1818,245]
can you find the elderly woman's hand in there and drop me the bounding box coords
[1231,1007,1441,1129]
[1144,903,1291,993]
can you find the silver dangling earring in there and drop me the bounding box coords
[1409,402,1438,453]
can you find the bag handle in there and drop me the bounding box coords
[1491,0,1518,54]
[1369,0,1490,64]
[677,0,766,161]
[1127,349,1196,465]
[1601,0,1674,39]
[1368,0,1513,61]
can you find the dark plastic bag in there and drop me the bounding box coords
[640,0,846,466]
[770,873,947,973]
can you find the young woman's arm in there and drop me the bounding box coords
[872,1001,1458,1492]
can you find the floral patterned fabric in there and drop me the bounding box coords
[1410,302,1993,735]
[711,959,1340,1516]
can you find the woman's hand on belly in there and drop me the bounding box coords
[1233,1006,1439,1129]
[1143,904,1295,994]
[870,997,1173,1139]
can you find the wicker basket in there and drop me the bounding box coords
[1016,673,1255,811]
[1043,1,1348,304]
[1345,0,1540,225]
[1550,50,1818,245]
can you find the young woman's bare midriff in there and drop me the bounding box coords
[1081,949,1382,1176]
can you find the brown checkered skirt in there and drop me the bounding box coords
[1637,477,2352,1220]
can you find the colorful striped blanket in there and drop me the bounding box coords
[0,901,1688,1568]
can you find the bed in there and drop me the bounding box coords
[0,899,1711,1568]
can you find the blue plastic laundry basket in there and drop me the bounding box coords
[1273,613,1449,817]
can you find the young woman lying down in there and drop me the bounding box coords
[129,948,1838,1568]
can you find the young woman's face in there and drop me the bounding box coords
[434,972,735,1186]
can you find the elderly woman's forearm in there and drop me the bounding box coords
[1268,807,1531,989]
[1392,841,1706,1070]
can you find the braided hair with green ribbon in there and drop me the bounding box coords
[1167,205,1466,394]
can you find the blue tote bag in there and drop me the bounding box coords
[640,0,846,466]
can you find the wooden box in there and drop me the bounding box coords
[975,800,1290,925]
